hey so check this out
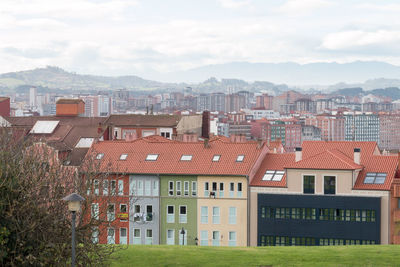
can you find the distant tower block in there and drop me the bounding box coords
[56,99,85,116]
[29,87,37,108]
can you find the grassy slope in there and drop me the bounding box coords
[110,245,400,267]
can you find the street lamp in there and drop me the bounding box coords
[63,193,85,267]
[180,227,186,246]
[194,237,198,246]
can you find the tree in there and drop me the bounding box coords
[0,129,125,266]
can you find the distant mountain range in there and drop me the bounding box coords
[1,62,400,95]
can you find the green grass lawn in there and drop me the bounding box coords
[110,245,400,267]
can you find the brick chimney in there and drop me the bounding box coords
[125,132,137,141]
[56,99,85,116]
[354,148,361,165]
[202,111,210,139]
[183,132,198,142]
[295,147,302,162]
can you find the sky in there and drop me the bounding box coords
[1,0,400,78]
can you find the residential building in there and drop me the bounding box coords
[344,112,379,142]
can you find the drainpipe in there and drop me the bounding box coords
[157,173,161,245]
[246,175,250,247]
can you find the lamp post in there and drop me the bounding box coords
[63,193,85,267]
[180,227,186,246]
[194,237,198,246]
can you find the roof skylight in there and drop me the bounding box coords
[120,154,128,160]
[146,154,159,161]
[212,155,221,162]
[262,170,285,181]
[96,153,104,160]
[75,137,94,148]
[236,155,245,162]
[180,155,193,161]
[30,120,59,134]
[364,172,387,184]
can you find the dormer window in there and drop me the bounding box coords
[120,154,128,160]
[212,155,221,162]
[96,153,104,160]
[364,173,387,184]
[262,170,285,181]
[146,154,159,161]
[236,155,244,162]
[180,155,193,161]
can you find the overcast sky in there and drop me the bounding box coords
[1,0,400,77]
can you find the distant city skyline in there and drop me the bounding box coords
[1,0,400,82]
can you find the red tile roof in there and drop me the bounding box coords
[85,136,265,176]
[285,149,362,170]
[251,153,295,187]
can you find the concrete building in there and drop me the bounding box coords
[344,112,379,142]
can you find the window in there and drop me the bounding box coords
[179,206,187,223]
[107,228,115,244]
[229,231,237,246]
[167,205,174,223]
[236,155,244,162]
[94,179,99,195]
[212,155,221,162]
[204,182,209,197]
[212,182,217,192]
[230,182,234,197]
[168,181,174,196]
[238,183,242,197]
[212,207,220,224]
[103,180,109,195]
[96,153,104,160]
[184,181,189,196]
[118,180,124,196]
[219,182,224,197]
[303,175,315,194]
[229,207,237,224]
[167,229,175,245]
[153,180,159,196]
[145,229,153,245]
[133,229,141,245]
[146,205,153,221]
[134,205,141,222]
[398,198,400,209]
[145,180,151,196]
[192,181,197,196]
[107,204,115,221]
[200,230,208,246]
[364,173,387,184]
[176,181,182,196]
[120,204,127,222]
[119,153,128,160]
[180,155,193,161]
[130,180,136,195]
[92,227,99,244]
[137,180,143,196]
[324,176,335,195]
[262,170,285,181]
[201,206,208,224]
[110,180,116,195]
[146,154,159,161]
[91,203,99,220]
[120,228,128,245]
[212,231,220,246]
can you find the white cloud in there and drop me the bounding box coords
[217,0,251,9]
[277,0,333,16]
[321,30,400,50]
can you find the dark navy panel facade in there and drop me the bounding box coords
[257,193,381,245]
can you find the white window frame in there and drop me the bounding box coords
[146,154,159,161]
[212,206,220,224]
[94,179,99,195]
[168,181,174,196]
[167,205,175,223]
[179,205,187,223]
[228,231,237,247]
[229,182,234,197]
[107,228,115,244]
[236,155,244,162]
[145,180,151,196]
[120,227,128,245]
[120,203,128,222]
[146,205,153,222]
[200,230,208,246]
[153,180,159,196]
[180,155,193,161]
[91,203,99,220]
[92,227,99,244]
[130,179,136,195]
[201,206,208,224]
[118,180,124,196]
[192,181,197,196]
[212,231,220,246]
[219,182,224,197]
[133,228,141,245]
[184,181,189,196]
[229,207,237,224]
[167,229,175,245]
[103,180,109,196]
[110,180,116,195]
[137,180,143,196]
[96,153,104,160]
[204,182,209,197]
[107,203,115,222]
[145,229,153,245]
[176,181,182,196]
[212,155,221,162]
[237,182,243,197]
[119,153,128,160]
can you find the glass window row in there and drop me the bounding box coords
[260,235,377,246]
